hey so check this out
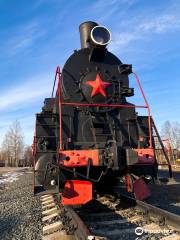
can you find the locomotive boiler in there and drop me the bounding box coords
[33,21,158,204]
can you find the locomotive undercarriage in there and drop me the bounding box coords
[34,99,156,203]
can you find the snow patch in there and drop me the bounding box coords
[0,172,24,185]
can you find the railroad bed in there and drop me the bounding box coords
[41,193,180,240]
[0,168,42,240]
[0,169,180,240]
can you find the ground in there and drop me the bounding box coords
[145,169,180,215]
[0,167,179,239]
[0,167,42,240]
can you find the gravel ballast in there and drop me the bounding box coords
[0,168,179,240]
[145,170,180,216]
[0,170,42,240]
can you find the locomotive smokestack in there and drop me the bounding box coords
[79,21,98,49]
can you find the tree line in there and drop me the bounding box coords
[0,120,33,167]
[0,120,179,167]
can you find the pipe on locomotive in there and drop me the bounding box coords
[79,21,111,48]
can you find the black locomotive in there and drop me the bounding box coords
[33,21,158,204]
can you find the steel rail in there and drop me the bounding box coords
[120,194,180,231]
[59,194,180,240]
[136,199,180,231]
[63,206,91,240]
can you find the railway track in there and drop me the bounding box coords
[40,193,180,240]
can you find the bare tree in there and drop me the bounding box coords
[172,122,180,150]
[161,120,180,150]
[0,147,5,166]
[24,146,33,167]
[2,120,24,167]
[2,132,12,166]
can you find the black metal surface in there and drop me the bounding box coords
[91,26,111,46]
[79,21,98,49]
[34,21,159,194]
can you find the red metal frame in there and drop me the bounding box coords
[133,177,151,200]
[59,149,100,167]
[134,148,154,164]
[54,66,153,151]
[41,67,154,204]
[53,67,63,150]
[133,72,152,148]
[61,180,92,205]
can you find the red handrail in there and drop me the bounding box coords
[132,71,152,148]
[56,66,63,150]
[55,66,153,150]
[62,102,148,108]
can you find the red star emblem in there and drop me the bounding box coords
[86,73,111,97]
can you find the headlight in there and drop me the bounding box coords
[90,26,111,46]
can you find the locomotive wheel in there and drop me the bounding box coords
[34,153,54,194]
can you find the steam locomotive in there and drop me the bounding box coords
[33,21,158,204]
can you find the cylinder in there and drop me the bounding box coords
[79,21,98,49]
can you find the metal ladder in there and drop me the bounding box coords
[151,118,173,178]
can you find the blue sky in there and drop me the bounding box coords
[0,0,180,145]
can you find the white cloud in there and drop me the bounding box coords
[3,21,45,57]
[90,0,138,22]
[92,0,137,9]
[109,32,141,52]
[139,15,180,33]
[0,71,56,145]
[0,73,52,111]
[109,13,180,53]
